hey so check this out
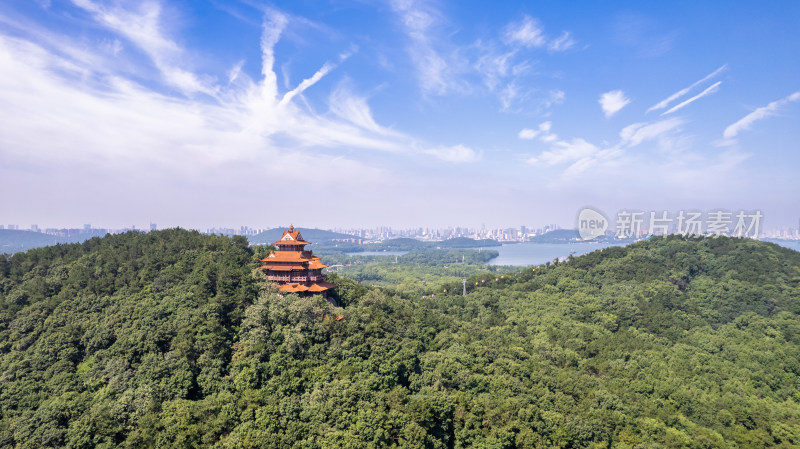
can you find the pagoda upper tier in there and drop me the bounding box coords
[272,225,312,250]
[259,226,334,298]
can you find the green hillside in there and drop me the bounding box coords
[1,231,800,448]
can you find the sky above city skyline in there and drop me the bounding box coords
[1,1,799,230]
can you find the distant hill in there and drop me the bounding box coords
[318,237,503,253]
[0,229,107,254]
[527,228,582,243]
[365,237,501,251]
[248,227,359,245]
[435,236,501,248]
[365,237,427,251]
[527,229,631,243]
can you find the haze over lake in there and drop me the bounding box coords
[483,241,624,266]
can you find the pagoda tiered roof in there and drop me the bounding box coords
[308,259,328,269]
[279,281,335,293]
[259,226,334,299]
[260,250,315,263]
[272,226,311,246]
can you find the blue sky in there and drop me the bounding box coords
[1,0,798,230]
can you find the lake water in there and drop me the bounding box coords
[773,240,800,252]
[481,241,627,266]
[342,239,800,267]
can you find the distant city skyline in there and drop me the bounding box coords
[1,1,799,228]
[2,219,799,242]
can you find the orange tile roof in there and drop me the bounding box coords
[272,226,312,246]
[277,281,334,293]
[307,282,334,292]
[279,283,307,293]
[260,251,314,262]
[308,259,329,269]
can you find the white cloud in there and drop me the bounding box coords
[528,138,598,166]
[424,144,479,162]
[528,135,623,179]
[504,15,546,48]
[527,117,685,181]
[548,31,575,52]
[259,9,288,102]
[599,90,630,117]
[548,89,566,106]
[0,7,435,179]
[723,91,800,139]
[227,59,244,83]
[279,61,337,106]
[662,81,721,115]
[503,15,575,52]
[619,118,683,147]
[474,48,517,91]
[71,0,218,96]
[519,121,556,141]
[499,82,520,110]
[328,82,402,137]
[540,133,559,143]
[389,0,460,95]
[647,64,727,113]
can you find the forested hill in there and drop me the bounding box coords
[1,231,800,448]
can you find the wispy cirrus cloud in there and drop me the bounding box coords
[388,0,462,96]
[0,3,481,180]
[528,118,685,178]
[599,90,630,117]
[528,138,598,166]
[661,81,721,115]
[503,15,575,52]
[647,64,727,113]
[723,91,800,139]
[71,0,219,96]
[328,81,403,138]
[504,15,546,48]
[548,31,575,52]
[619,118,684,147]
[388,5,574,112]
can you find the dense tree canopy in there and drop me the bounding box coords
[1,231,799,448]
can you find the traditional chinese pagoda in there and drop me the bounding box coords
[258,226,334,298]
